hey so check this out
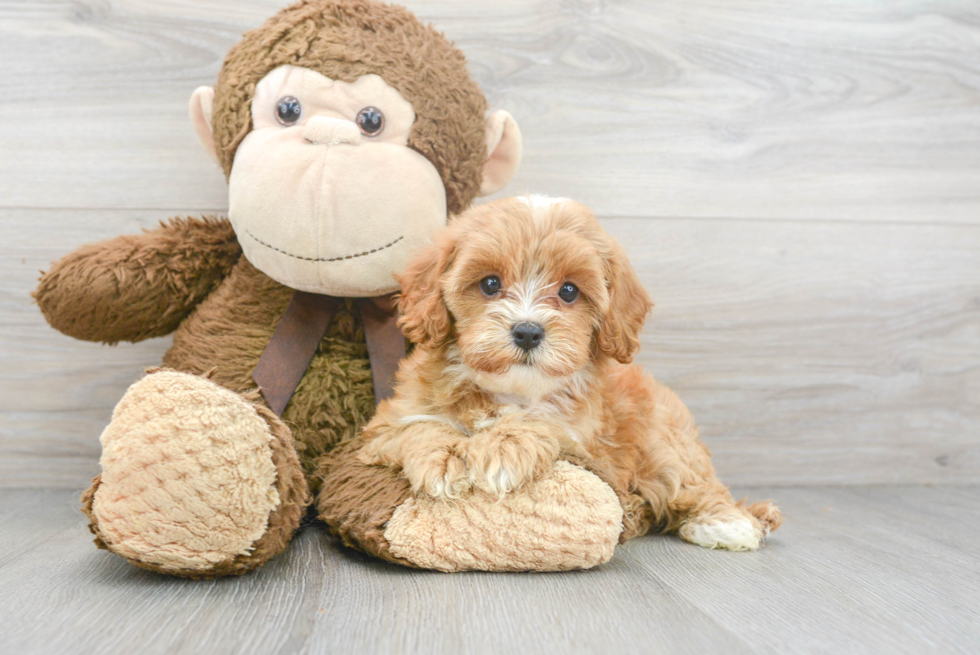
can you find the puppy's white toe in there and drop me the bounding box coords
[492,468,513,494]
[679,516,762,551]
[471,466,516,496]
[428,478,447,498]
[422,469,471,501]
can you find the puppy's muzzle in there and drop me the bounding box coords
[512,322,545,352]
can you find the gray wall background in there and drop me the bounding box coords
[1,0,978,488]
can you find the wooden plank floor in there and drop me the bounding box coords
[1,486,977,655]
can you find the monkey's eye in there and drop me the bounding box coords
[276,96,303,126]
[356,107,385,136]
[558,282,580,304]
[479,275,502,297]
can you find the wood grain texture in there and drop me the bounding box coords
[0,1,978,221]
[2,0,979,488]
[3,209,978,487]
[1,486,978,655]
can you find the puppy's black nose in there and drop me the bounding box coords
[512,322,545,351]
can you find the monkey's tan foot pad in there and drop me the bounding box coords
[81,370,310,578]
[385,461,623,571]
[317,440,623,572]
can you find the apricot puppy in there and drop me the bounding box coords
[359,196,782,551]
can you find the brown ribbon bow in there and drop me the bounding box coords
[252,291,406,416]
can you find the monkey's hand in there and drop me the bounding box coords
[33,216,241,344]
[462,417,573,497]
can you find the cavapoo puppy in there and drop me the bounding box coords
[359,196,781,550]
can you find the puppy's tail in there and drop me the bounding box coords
[741,499,783,534]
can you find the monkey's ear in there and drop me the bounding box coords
[478,110,522,197]
[189,86,219,163]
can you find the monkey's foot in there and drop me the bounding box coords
[318,440,625,572]
[82,370,310,578]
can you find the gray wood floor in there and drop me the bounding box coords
[1,486,977,655]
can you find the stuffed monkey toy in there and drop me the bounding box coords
[35,0,651,577]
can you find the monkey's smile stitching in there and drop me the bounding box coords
[244,230,404,262]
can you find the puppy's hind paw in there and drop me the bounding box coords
[744,500,783,534]
[679,516,765,552]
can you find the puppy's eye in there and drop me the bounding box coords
[276,96,302,126]
[479,275,502,297]
[558,282,579,304]
[356,107,385,136]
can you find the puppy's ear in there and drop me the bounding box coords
[395,231,457,347]
[596,242,653,363]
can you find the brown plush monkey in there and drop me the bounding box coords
[34,0,642,577]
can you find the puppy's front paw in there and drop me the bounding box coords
[403,445,470,500]
[464,427,561,496]
[357,438,387,467]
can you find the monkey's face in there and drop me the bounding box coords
[189,1,523,297]
[228,65,447,296]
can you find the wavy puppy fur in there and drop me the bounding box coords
[360,196,782,552]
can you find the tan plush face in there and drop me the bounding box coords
[227,65,447,296]
[191,1,524,296]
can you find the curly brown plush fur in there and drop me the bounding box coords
[35,0,631,576]
[212,0,489,215]
[33,216,240,344]
[37,216,378,490]
[162,248,378,489]
[35,0,492,575]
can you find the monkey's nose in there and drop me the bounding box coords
[303,116,362,146]
[511,322,545,352]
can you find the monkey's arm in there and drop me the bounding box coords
[34,216,242,344]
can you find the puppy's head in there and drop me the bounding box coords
[397,195,652,399]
